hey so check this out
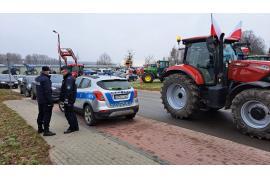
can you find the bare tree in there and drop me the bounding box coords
[241,30,266,55]
[0,53,22,65]
[168,47,178,66]
[96,53,112,65]
[0,54,7,64]
[168,46,185,66]
[24,54,58,65]
[144,55,156,65]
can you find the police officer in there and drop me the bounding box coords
[60,66,79,134]
[35,66,56,136]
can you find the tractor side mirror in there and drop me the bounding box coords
[206,36,216,53]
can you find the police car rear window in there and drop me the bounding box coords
[97,79,131,90]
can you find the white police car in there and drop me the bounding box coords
[65,75,139,125]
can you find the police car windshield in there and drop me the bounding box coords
[97,79,131,90]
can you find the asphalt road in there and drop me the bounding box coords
[137,90,270,152]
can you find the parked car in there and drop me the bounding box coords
[13,75,26,86]
[96,68,113,75]
[59,75,139,125]
[114,71,138,81]
[0,74,18,89]
[31,74,63,101]
[83,69,97,75]
[19,75,37,97]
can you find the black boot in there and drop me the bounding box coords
[38,125,44,134]
[64,128,76,134]
[38,128,44,134]
[43,130,56,136]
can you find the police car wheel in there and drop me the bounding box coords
[126,113,136,120]
[84,105,97,126]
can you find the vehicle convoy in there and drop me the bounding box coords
[161,34,270,139]
[142,60,169,83]
[59,75,139,125]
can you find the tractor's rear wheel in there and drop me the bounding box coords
[142,73,154,83]
[232,89,270,139]
[161,74,199,119]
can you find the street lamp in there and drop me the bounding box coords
[53,30,62,73]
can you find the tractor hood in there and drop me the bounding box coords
[228,60,270,82]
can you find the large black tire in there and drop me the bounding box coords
[142,73,154,83]
[126,113,136,120]
[84,105,97,126]
[231,89,270,139]
[161,74,199,119]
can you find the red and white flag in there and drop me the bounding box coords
[210,14,222,39]
[228,21,242,40]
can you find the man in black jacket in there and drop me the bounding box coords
[35,66,56,136]
[60,66,79,134]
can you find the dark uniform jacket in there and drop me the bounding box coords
[60,73,77,104]
[35,73,53,105]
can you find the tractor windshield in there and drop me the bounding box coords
[223,44,237,61]
[158,61,168,68]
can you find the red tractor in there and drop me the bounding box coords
[161,34,270,139]
[59,48,84,77]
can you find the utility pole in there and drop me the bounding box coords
[53,30,62,73]
[7,57,12,91]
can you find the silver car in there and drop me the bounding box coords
[61,75,139,126]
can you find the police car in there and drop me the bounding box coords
[61,75,139,125]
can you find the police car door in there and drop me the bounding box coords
[74,77,83,108]
[75,78,92,109]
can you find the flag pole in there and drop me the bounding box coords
[210,13,213,38]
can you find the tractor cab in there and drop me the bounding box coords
[67,63,84,77]
[157,60,169,69]
[180,35,237,85]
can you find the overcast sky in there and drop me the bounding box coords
[0,14,269,66]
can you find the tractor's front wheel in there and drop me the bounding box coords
[161,74,199,119]
[142,73,154,83]
[232,89,270,139]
